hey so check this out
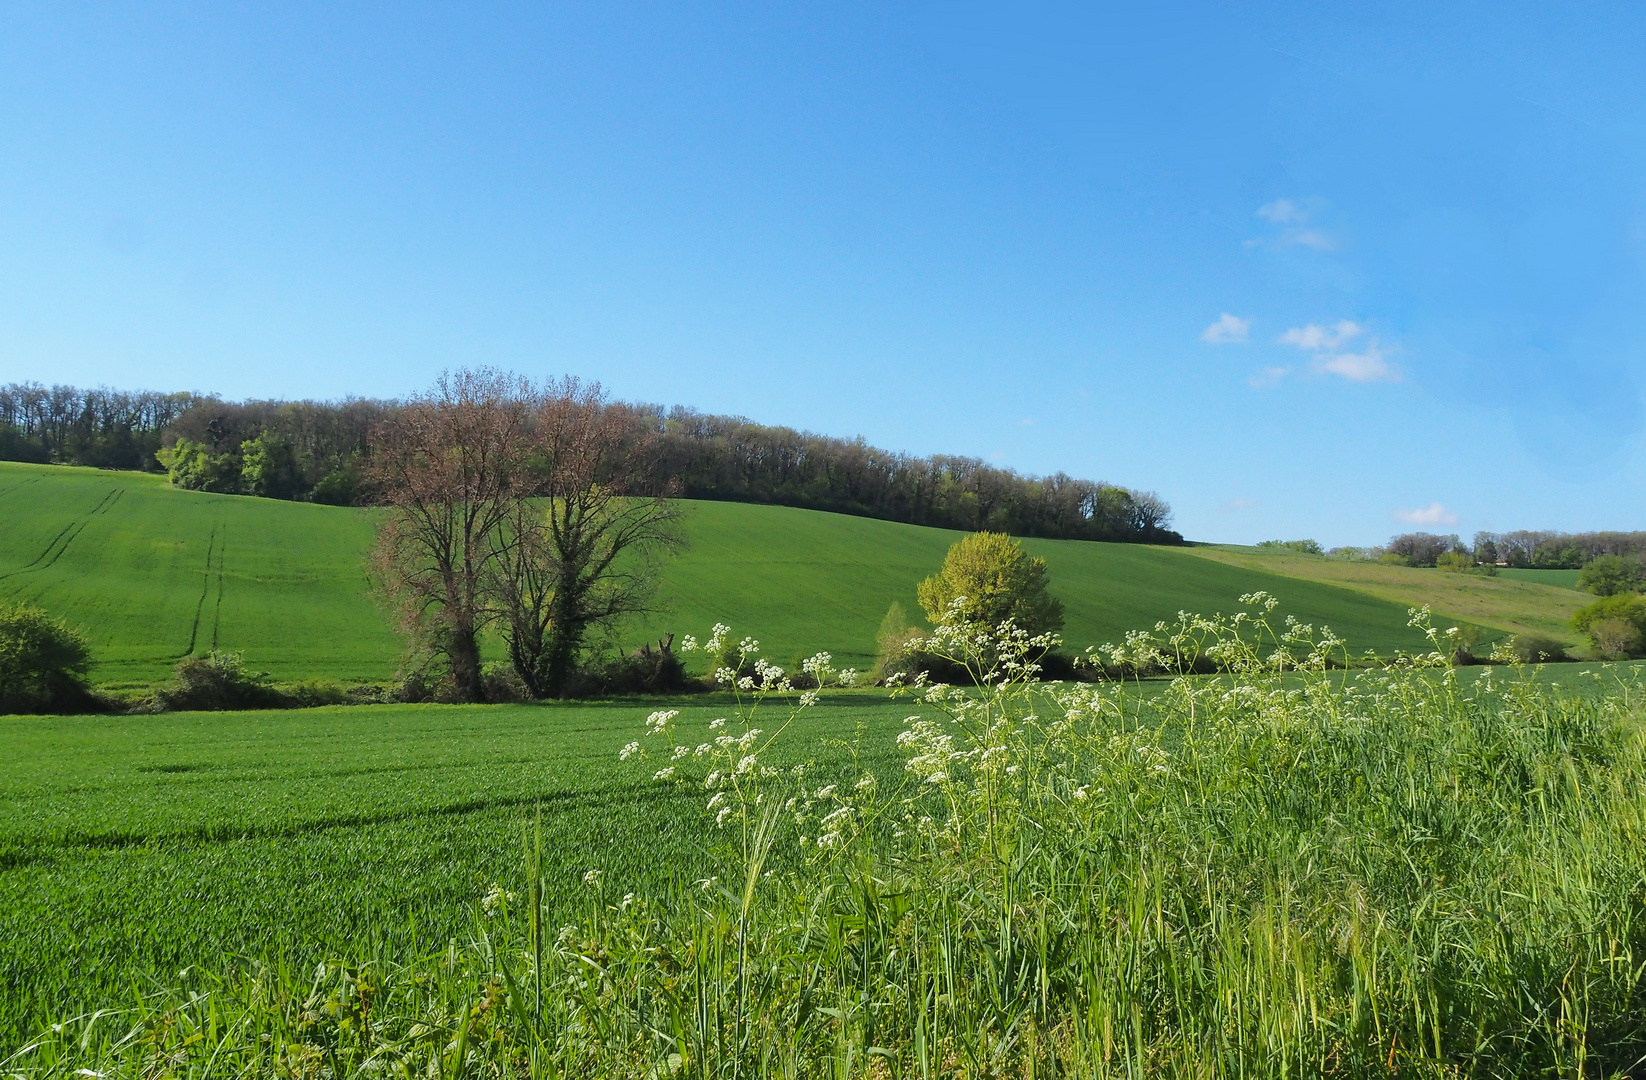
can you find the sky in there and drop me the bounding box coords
[1,1,1643,547]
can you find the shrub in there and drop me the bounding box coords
[1436,551,1475,572]
[481,661,531,703]
[156,651,288,711]
[1588,618,1643,660]
[565,638,693,696]
[309,466,359,506]
[916,531,1063,635]
[1378,552,1410,566]
[0,603,97,714]
[1508,634,1569,664]
[1256,539,1323,555]
[1578,554,1646,597]
[285,680,347,708]
[1572,593,1646,658]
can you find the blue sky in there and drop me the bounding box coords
[1,2,1643,546]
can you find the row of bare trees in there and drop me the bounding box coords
[368,371,681,701]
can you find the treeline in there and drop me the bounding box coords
[0,384,198,470]
[1472,530,1646,569]
[1321,531,1646,570]
[0,381,1179,544]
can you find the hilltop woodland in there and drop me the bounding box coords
[0,380,1176,543]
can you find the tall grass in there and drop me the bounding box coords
[13,599,1646,1077]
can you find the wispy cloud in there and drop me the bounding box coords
[1246,365,1291,387]
[1201,313,1250,344]
[1318,343,1398,383]
[1392,503,1458,526]
[1253,198,1336,251]
[1256,198,1305,224]
[1218,498,1258,513]
[1288,228,1335,251]
[1278,320,1363,351]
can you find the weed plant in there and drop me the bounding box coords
[13,597,1646,1077]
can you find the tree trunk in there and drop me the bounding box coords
[446,625,486,703]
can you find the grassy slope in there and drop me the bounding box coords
[0,462,1459,688]
[1179,545,1590,646]
[1499,567,1584,590]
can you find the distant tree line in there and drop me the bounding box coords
[1317,530,1646,570]
[0,380,1180,544]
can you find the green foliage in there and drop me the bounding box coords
[157,437,241,493]
[916,531,1064,634]
[1573,593,1646,659]
[0,603,93,714]
[1435,550,1475,572]
[237,431,302,500]
[1379,551,1410,566]
[1578,553,1645,596]
[155,651,288,711]
[15,612,1646,1076]
[1508,633,1570,664]
[1256,538,1322,554]
[307,464,359,505]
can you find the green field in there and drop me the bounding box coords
[0,695,906,1050]
[1181,544,1590,646]
[1498,567,1584,589]
[1,461,1472,690]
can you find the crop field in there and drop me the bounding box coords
[8,657,1646,1072]
[0,693,912,1049]
[1497,567,1584,589]
[0,461,1464,690]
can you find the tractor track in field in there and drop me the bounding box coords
[0,782,693,867]
[0,475,43,499]
[0,488,122,582]
[210,524,227,650]
[180,522,224,659]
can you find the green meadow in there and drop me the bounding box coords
[1,460,1465,691]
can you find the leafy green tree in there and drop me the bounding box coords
[239,431,302,499]
[917,532,1064,635]
[1572,594,1646,658]
[1435,551,1475,573]
[0,603,93,713]
[157,438,241,493]
[1577,554,1645,597]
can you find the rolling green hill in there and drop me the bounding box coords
[1179,545,1590,646]
[0,461,1459,689]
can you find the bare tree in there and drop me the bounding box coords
[367,370,537,702]
[488,380,683,698]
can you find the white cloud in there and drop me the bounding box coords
[1287,228,1336,251]
[1318,343,1399,383]
[1257,198,1306,224]
[1201,313,1251,344]
[1246,365,1290,387]
[1273,321,1400,383]
[1392,503,1458,526]
[1218,498,1258,513]
[1253,199,1336,250]
[1278,320,1363,350]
